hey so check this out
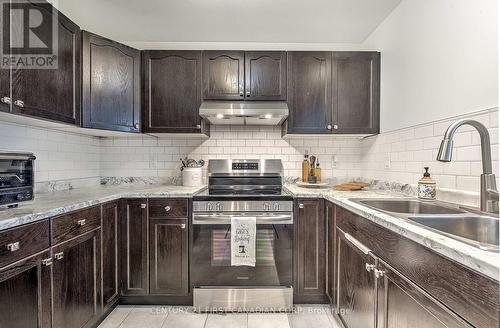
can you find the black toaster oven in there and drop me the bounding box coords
[0,152,35,207]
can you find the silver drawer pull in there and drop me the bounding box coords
[344,233,371,255]
[77,219,86,226]
[42,258,53,266]
[14,100,24,107]
[365,263,375,272]
[298,204,304,209]
[1,97,11,104]
[134,123,140,129]
[333,125,339,130]
[54,252,64,260]
[165,206,171,212]
[180,224,186,229]
[141,204,147,209]
[196,124,201,129]
[6,242,20,252]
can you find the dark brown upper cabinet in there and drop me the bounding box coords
[245,51,286,100]
[332,52,380,134]
[0,1,10,113]
[11,2,81,125]
[143,50,207,134]
[0,250,52,328]
[203,51,245,100]
[285,52,333,134]
[52,230,101,328]
[82,31,141,133]
[283,51,380,136]
[294,198,327,303]
[203,51,286,101]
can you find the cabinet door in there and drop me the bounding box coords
[121,200,149,296]
[0,1,10,113]
[203,51,245,100]
[11,2,80,125]
[245,51,286,100]
[332,52,380,134]
[377,260,473,328]
[294,199,327,303]
[0,250,51,328]
[150,218,189,296]
[325,201,335,305]
[101,202,120,310]
[336,228,377,328]
[144,51,205,133]
[286,52,332,134]
[82,31,140,133]
[52,230,101,328]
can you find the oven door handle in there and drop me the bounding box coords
[192,213,293,225]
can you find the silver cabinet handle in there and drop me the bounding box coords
[134,123,140,129]
[1,97,11,105]
[365,263,375,272]
[14,100,24,107]
[6,242,20,252]
[246,91,251,97]
[42,258,53,266]
[165,206,171,212]
[180,224,186,229]
[333,125,339,130]
[327,125,332,130]
[141,204,147,209]
[344,233,371,255]
[54,252,64,260]
[77,219,86,226]
[375,269,386,279]
[298,203,304,209]
[196,124,201,129]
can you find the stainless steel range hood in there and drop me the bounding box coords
[199,101,289,125]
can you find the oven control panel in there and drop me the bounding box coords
[193,200,293,213]
[232,162,258,170]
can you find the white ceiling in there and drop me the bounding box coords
[56,0,401,46]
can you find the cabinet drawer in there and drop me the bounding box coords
[149,199,188,218]
[0,220,50,268]
[52,206,101,244]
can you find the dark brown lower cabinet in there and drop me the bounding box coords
[336,227,377,328]
[149,218,189,295]
[0,250,52,328]
[101,202,120,310]
[52,230,101,328]
[376,259,473,328]
[294,199,327,303]
[325,201,335,305]
[121,200,149,296]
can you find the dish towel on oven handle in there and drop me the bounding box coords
[231,216,256,267]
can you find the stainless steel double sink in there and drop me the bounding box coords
[350,198,499,252]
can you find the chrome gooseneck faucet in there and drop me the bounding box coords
[437,119,499,214]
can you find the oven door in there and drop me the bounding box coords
[191,213,293,287]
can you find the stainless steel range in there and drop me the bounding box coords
[192,159,293,312]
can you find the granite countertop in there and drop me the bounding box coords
[0,182,497,281]
[0,184,206,232]
[284,184,500,281]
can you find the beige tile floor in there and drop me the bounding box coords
[98,305,342,328]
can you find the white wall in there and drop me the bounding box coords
[363,0,498,132]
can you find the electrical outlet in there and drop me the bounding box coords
[384,154,391,170]
[332,155,338,168]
